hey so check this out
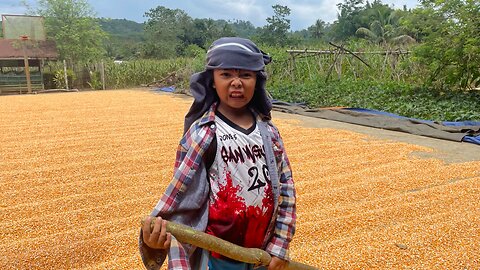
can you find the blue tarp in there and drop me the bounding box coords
[152,86,176,93]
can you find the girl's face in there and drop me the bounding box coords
[213,69,257,112]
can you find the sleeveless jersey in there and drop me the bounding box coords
[206,112,274,254]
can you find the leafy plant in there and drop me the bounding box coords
[52,69,76,89]
[87,70,103,90]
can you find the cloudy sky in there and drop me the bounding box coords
[2,0,420,30]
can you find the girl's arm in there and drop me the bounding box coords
[265,128,297,261]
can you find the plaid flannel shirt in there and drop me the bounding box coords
[139,103,296,270]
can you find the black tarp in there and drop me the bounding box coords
[272,101,480,145]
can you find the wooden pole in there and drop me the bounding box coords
[100,61,105,90]
[63,59,69,90]
[142,217,318,270]
[40,59,45,90]
[23,57,32,93]
[21,38,32,94]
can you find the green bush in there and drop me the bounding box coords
[53,69,76,89]
[268,77,480,121]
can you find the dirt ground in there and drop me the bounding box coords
[1,89,479,269]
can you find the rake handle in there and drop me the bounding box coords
[142,216,317,270]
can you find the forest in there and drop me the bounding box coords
[10,0,480,121]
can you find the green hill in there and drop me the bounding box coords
[97,18,145,59]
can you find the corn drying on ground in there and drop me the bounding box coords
[0,89,479,269]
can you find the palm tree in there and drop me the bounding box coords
[308,19,326,39]
[356,9,415,46]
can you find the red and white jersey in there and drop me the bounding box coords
[206,112,274,252]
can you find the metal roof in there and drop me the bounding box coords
[0,39,58,59]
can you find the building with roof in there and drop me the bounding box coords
[1,15,58,94]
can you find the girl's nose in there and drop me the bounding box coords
[231,77,242,88]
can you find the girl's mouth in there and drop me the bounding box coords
[230,92,244,98]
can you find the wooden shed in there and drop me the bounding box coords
[0,38,58,94]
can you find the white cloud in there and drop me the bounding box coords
[286,1,339,29]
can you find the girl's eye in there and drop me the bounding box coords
[220,72,232,77]
[240,73,254,78]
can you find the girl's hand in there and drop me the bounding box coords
[142,216,172,249]
[268,256,287,270]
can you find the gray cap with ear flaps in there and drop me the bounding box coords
[183,37,273,134]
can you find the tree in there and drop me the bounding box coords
[355,6,415,46]
[398,5,444,42]
[307,19,326,40]
[261,5,291,46]
[143,6,192,58]
[330,0,365,41]
[181,18,235,50]
[229,20,258,38]
[412,0,480,90]
[143,6,242,58]
[33,0,107,63]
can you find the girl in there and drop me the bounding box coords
[140,37,296,270]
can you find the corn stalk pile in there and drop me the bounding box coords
[0,90,479,269]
